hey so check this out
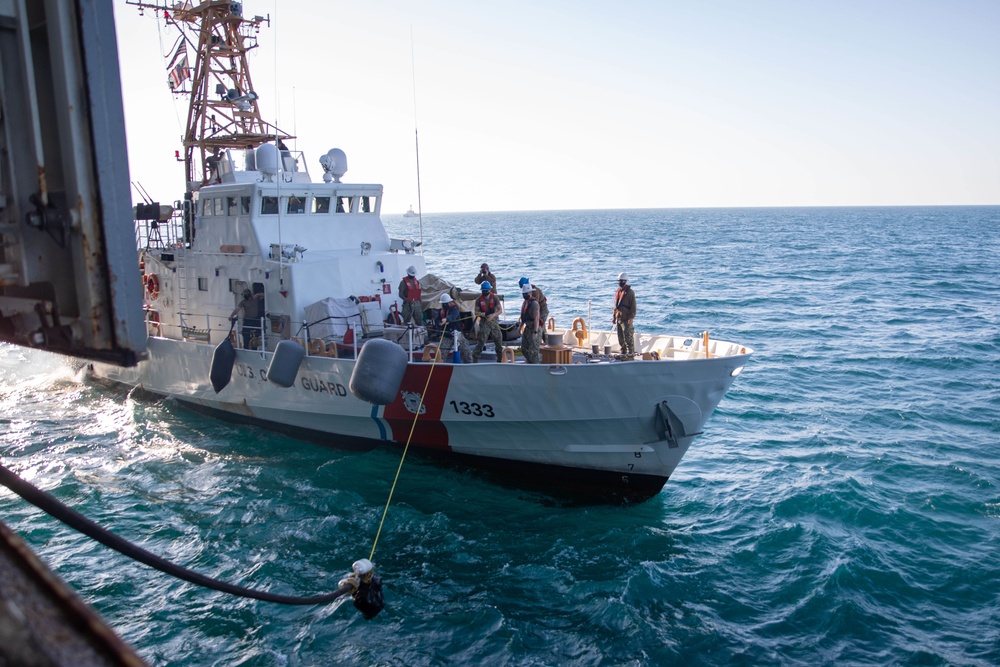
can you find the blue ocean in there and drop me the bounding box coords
[1,206,997,666]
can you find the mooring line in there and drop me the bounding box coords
[368,344,443,561]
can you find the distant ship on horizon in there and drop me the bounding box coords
[403,205,418,217]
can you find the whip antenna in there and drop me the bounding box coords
[411,26,424,246]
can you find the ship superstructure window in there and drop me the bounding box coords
[361,196,372,213]
[336,196,348,213]
[240,197,251,215]
[227,197,239,216]
[313,196,331,214]
[261,196,278,214]
[198,277,208,291]
[202,198,212,216]
[214,198,225,216]
[287,196,305,214]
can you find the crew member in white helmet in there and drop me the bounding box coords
[398,265,424,327]
[612,272,636,355]
[437,293,472,363]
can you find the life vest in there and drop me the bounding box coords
[403,276,421,302]
[520,296,538,325]
[615,286,632,310]
[477,293,498,315]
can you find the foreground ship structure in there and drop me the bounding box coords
[94,1,753,502]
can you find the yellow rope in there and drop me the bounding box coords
[369,343,443,561]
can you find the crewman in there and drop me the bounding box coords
[518,276,548,331]
[519,283,541,364]
[612,272,637,355]
[437,293,472,363]
[398,265,424,327]
[474,263,498,294]
[230,286,265,349]
[472,281,505,362]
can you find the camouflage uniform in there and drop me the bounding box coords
[472,292,505,362]
[398,275,424,327]
[532,284,549,331]
[439,330,472,364]
[520,296,541,364]
[614,283,636,354]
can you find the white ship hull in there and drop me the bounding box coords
[93,333,750,502]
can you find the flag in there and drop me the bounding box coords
[168,54,189,91]
[166,38,185,70]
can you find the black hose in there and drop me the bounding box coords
[0,462,352,605]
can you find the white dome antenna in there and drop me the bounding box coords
[320,148,348,183]
[256,143,278,181]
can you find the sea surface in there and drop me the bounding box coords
[1,206,998,666]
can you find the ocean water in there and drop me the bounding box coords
[1,206,998,666]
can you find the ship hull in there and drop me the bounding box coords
[91,337,749,502]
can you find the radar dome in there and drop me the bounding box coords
[320,148,348,183]
[255,143,279,179]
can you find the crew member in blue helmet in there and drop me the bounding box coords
[472,281,505,362]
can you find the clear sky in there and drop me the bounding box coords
[113,0,1000,213]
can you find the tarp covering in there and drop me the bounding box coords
[304,297,362,339]
[419,274,504,314]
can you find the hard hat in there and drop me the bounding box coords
[440,293,452,304]
[521,284,533,294]
[617,272,629,282]
[407,265,417,276]
[518,276,529,286]
[480,281,492,291]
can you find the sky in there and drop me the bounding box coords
[112,0,1000,213]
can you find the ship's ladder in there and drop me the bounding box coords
[176,247,190,331]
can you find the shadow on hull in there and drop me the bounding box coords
[88,374,667,505]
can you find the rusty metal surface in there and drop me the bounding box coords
[0,520,148,667]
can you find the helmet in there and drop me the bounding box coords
[518,276,529,287]
[521,284,533,294]
[407,265,417,276]
[480,281,492,291]
[617,272,629,283]
[440,293,452,304]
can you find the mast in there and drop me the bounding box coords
[127,1,293,190]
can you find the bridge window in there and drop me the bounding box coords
[287,196,305,214]
[202,198,212,216]
[313,196,331,214]
[227,196,239,216]
[361,196,373,213]
[240,197,251,215]
[261,196,278,214]
[214,198,225,216]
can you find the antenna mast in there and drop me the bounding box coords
[128,1,293,190]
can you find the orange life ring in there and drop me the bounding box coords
[571,317,588,347]
[146,310,160,336]
[309,339,325,356]
[146,274,160,300]
[421,343,440,362]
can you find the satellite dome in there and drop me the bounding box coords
[255,143,279,179]
[320,148,348,183]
